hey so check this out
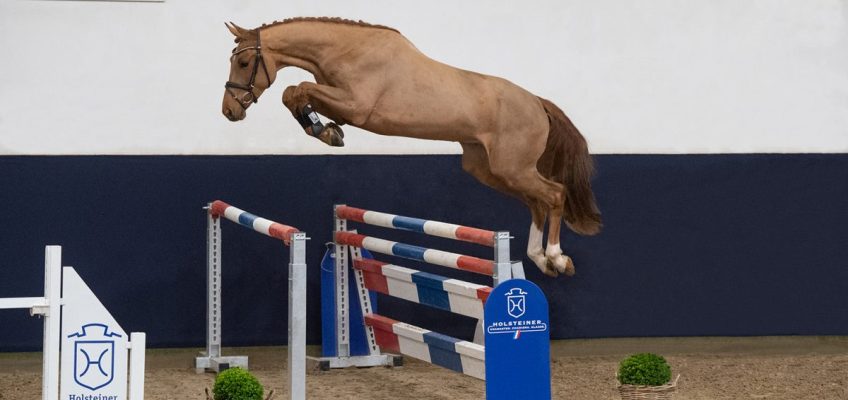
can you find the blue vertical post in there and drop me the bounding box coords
[320,245,378,357]
[484,279,551,400]
[320,247,336,356]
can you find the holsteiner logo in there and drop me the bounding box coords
[68,323,121,392]
[507,288,527,318]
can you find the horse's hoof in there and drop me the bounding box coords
[541,260,559,278]
[319,123,345,147]
[563,257,575,277]
[528,252,556,277]
[327,123,345,146]
[551,254,576,277]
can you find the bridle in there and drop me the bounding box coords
[225,31,271,110]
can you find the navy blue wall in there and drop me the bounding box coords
[1,154,846,351]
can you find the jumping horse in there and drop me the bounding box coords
[221,17,601,277]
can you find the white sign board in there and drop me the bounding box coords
[60,267,130,400]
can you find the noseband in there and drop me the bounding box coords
[225,32,271,110]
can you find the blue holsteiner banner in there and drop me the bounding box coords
[485,278,551,399]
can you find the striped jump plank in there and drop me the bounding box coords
[365,313,485,380]
[335,231,494,276]
[336,205,495,247]
[354,259,491,319]
[210,200,299,245]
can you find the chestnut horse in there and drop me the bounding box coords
[221,18,601,277]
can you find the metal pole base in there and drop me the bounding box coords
[306,354,402,371]
[195,353,249,373]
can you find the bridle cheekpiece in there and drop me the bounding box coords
[225,30,271,110]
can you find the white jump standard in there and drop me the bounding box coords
[0,246,146,400]
[195,200,307,400]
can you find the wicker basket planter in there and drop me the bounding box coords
[618,374,680,400]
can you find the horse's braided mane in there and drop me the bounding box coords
[234,17,399,43]
[259,17,399,33]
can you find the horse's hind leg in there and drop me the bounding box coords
[527,202,560,277]
[483,128,577,276]
[462,144,559,277]
[545,208,575,276]
[527,204,573,276]
[282,82,366,147]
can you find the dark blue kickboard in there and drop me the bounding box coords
[320,244,378,357]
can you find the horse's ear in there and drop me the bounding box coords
[225,22,246,38]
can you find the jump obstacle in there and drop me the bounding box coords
[316,205,551,399]
[0,246,146,400]
[195,200,307,400]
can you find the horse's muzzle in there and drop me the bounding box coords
[223,107,244,121]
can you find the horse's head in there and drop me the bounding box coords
[222,22,276,121]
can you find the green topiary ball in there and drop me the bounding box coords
[618,353,672,386]
[212,367,264,400]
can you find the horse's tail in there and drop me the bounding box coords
[537,97,602,236]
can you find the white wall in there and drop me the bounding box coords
[1,0,846,155]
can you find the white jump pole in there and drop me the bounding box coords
[129,332,147,400]
[288,232,307,400]
[42,246,61,400]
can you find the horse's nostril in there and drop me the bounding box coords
[223,108,233,118]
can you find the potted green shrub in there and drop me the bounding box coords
[617,353,679,399]
[205,367,274,400]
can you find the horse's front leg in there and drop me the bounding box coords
[282,82,365,147]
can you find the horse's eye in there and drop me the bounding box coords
[239,60,249,68]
